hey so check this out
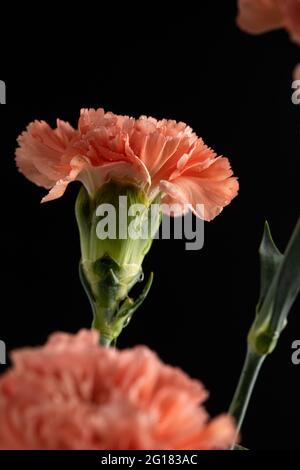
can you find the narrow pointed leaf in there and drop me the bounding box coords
[257,221,283,313]
[249,218,300,355]
[270,218,300,332]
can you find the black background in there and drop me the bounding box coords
[0,2,300,450]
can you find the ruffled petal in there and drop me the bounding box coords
[16,120,78,186]
[16,109,238,218]
[41,156,89,203]
[128,117,197,181]
[77,160,150,197]
[15,153,54,188]
[160,157,239,221]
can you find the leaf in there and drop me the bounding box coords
[249,218,300,355]
[270,218,300,332]
[256,222,283,313]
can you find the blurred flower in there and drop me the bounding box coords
[16,108,238,221]
[293,62,300,79]
[237,0,300,45]
[0,330,235,450]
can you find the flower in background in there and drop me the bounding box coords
[16,108,238,221]
[0,330,235,450]
[294,62,300,79]
[237,1,300,78]
[237,0,300,46]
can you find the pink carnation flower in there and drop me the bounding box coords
[237,0,300,44]
[16,109,238,221]
[0,330,235,450]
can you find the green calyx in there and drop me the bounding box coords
[75,182,161,345]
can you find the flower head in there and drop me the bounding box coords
[16,108,238,221]
[16,109,239,344]
[237,0,300,45]
[0,330,235,450]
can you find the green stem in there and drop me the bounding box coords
[99,335,113,347]
[229,348,266,447]
[92,315,113,347]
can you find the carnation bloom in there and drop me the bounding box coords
[0,330,235,450]
[237,0,300,45]
[16,108,238,221]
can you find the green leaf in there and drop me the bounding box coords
[270,218,300,333]
[256,221,283,313]
[248,218,300,355]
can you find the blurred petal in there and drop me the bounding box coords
[293,62,300,79]
[237,0,283,34]
[281,0,300,44]
[0,330,236,450]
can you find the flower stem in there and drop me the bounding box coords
[229,348,266,447]
[91,315,113,347]
[99,335,112,347]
